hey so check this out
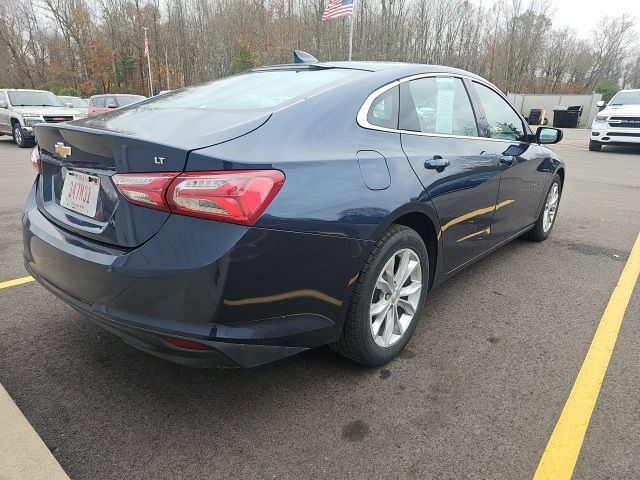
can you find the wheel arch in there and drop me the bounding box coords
[555,167,565,187]
[369,204,440,292]
[393,211,439,291]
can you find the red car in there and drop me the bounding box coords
[87,94,146,116]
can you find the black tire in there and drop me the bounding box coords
[523,173,562,242]
[12,122,29,148]
[589,140,602,152]
[330,224,429,366]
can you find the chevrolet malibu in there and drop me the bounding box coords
[23,56,565,368]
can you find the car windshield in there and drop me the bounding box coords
[117,95,145,107]
[59,96,88,108]
[8,90,64,107]
[140,68,362,110]
[609,91,640,106]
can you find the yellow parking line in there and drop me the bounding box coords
[0,276,34,290]
[533,232,640,480]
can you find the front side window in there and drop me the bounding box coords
[93,97,106,108]
[473,82,525,141]
[400,76,478,137]
[367,86,398,129]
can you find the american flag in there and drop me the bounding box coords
[144,37,149,57]
[322,0,353,20]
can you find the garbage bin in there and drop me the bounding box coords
[553,105,582,128]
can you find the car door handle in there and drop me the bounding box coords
[499,155,516,166]
[424,156,450,170]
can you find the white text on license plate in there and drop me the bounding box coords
[60,171,100,218]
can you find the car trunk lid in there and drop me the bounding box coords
[33,109,270,247]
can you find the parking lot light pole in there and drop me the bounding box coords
[143,27,154,96]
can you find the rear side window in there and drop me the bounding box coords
[367,86,398,129]
[473,82,526,141]
[142,69,363,110]
[400,77,478,137]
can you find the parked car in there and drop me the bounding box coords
[0,89,83,147]
[57,95,89,117]
[24,56,565,368]
[87,94,146,116]
[590,89,640,151]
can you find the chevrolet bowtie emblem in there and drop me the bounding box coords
[54,142,71,158]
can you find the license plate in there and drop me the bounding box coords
[60,171,100,218]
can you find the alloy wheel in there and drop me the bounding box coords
[369,248,422,348]
[542,183,560,233]
[13,126,22,145]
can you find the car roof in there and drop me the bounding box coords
[253,61,488,84]
[251,61,497,96]
[0,88,52,93]
[90,94,145,98]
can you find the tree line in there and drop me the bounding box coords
[0,0,638,97]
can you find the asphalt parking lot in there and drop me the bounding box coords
[0,129,639,480]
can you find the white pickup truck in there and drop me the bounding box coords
[0,89,83,148]
[590,89,640,151]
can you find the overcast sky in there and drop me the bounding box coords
[471,0,640,37]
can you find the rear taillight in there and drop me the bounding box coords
[30,145,42,174]
[112,173,177,212]
[112,170,285,225]
[167,170,285,225]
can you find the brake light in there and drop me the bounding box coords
[30,145,42,174]
[112,173,177,212]
[112,170,285,225]
[167,170,285,225]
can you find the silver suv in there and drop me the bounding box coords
[0,89,83,148]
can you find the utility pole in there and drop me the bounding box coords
[165,46,170,91]
[143,27,154,96]
[348,4,355,61]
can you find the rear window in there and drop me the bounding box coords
[141,69,362,110]
[117,95,145,107]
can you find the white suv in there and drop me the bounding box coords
[0,89,83,148]
[590,89,640,151]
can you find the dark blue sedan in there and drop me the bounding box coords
[23,56,564,368]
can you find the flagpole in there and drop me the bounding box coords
[143,27,154,96]
[348,1,355,61]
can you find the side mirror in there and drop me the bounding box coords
[106,103,117,109]
[65,102,74,108]
[537,127,563,144]
[596,100,606,108]
[0,100,6,108]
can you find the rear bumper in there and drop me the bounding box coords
[23,182,369,367]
